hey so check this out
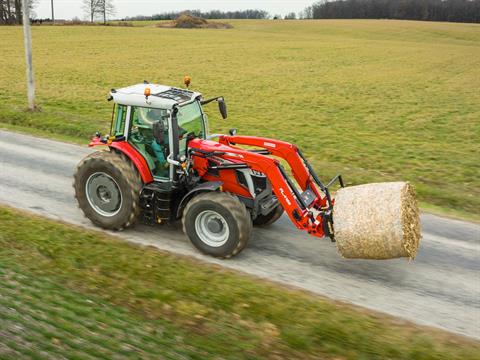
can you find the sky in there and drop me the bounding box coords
[34,0,314,20]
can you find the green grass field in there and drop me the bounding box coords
[0,20,479,216]
[1,206,479,359]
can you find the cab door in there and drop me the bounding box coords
[127,106,171,180]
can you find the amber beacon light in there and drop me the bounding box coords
[184,75,191,88]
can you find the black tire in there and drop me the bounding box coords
[182,192,252,259]
[253,205,284,227]
[73,150,143,230]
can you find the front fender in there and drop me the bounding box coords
[176,181,223,219]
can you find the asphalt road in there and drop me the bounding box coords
[0,130,479,339]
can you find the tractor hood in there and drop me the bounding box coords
[110,83,202,110]
[188,138,245,159]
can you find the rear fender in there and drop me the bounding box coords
[176,181,223,219]
[89,139,154,184]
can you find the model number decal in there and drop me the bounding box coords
[225,152,244,158]
[279,188,291,206]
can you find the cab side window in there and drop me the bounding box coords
[111,104,127,136]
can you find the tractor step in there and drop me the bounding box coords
[140,182,174,224]
[259,195,279,216]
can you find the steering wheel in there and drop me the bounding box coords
[130,129,145,143]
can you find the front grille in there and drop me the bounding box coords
[236,170,268,195]
[236,170,249,188]
[207,160,219,176]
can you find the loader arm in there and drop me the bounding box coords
[219,135,344,215]
[189,137,342,239]
[219,135,325,201]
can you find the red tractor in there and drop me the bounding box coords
[74,81,343,258]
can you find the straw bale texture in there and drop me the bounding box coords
[333,182,421,260]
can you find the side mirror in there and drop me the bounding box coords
[218,98,227,119]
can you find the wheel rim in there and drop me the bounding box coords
[85,172,123,217]
[194,210,230,247]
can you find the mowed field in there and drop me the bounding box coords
[0,20,479,215]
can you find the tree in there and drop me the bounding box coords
[81,0,115,23]
[300,6,313,19]
[0,0,36,24]
[82,0,100,23]
[98,0,115,24]
[284,12,297,20]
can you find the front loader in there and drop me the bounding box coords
[74,80,418,259]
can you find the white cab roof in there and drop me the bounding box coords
[110,83,202,109]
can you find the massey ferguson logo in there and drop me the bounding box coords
[279,188,291,206]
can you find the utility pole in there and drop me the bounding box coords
[22,0,36,110]
[51,0,54,23]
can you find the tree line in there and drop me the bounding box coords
[0,0,115,25]
[0,0,36,24]
[1,3,269,25]
[3,0,479,25]
[306,0,480,23]
[125,9,269,21]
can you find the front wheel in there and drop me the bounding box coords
[73,150,143,230]
[182,192,252,258]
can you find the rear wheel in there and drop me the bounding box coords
[74,150,143,230]
[253,205,284,226]
[182,192,252,258]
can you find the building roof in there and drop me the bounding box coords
[110,83,202,109]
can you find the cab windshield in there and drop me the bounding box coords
[177,101,206,154]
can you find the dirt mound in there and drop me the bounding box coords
[157,15,232,29]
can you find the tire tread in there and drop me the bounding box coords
[182,192,252,258]
[73,149,142,230]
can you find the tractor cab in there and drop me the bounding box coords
[105,82,225,180]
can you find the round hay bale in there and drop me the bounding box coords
[333,182,421,260]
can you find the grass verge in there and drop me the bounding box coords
[0,206,478,359]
